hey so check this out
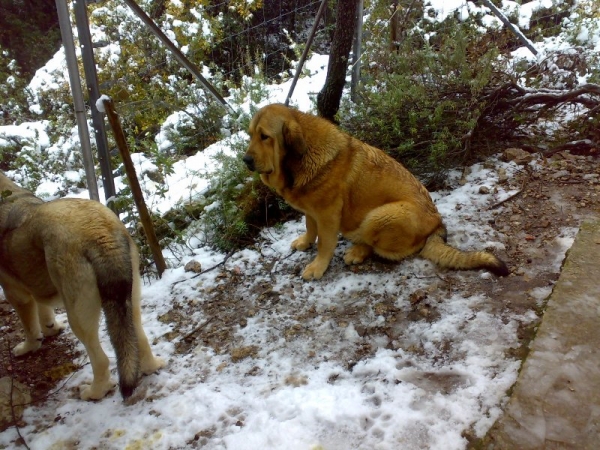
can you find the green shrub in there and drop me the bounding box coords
[0,52,30,125]
[341,17,504,187]
[196,138,295,253]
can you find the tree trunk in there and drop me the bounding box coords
[317,0,358,122]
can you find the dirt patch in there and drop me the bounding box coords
[164,151,600,366]
[0,301,83,433]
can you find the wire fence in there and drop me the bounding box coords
[63,0,598,178]
[96,0,590,118]
[81,0,338,163]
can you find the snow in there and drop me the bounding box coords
[517,0,557,30]
[95,94,112,113]
[0,122,49,149]
[0,1,598,449]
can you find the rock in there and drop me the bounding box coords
[184,260,202,273]
[497,167,508,183]
[503,148,534,165]
[479,186,491,194]
[0,377,31,429]
[459,167,470,185]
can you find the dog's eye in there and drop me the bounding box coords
[261,133,269,141]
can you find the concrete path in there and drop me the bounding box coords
[485,220,600,449]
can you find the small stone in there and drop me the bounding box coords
[409,289,428,305]
[504,148,534,165]
[498,168,508,183]
[184,260,202,273]
[0,377,31,429]
[479,186,491,194]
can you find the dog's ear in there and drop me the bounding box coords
[282,119,307,156]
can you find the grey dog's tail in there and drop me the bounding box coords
[88,235,140,399]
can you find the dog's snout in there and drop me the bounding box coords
[243,154,255,171]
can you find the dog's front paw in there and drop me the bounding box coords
[13,337,43,356]
[79,379,116,401]
[291,234,314,251]
[301,260,328,280]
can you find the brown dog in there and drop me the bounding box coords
[0,172,164,400]
[243,104,509,280]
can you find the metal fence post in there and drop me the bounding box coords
[285,0,328,106]
[55,0,100,201]
[74,0,117,205]
[122,0,235,116]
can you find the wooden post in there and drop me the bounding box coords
[101,97,167,278]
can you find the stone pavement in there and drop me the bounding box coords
[485,220,600,449]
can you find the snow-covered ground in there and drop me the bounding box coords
[0,1,596,449]
[2,150,574,450]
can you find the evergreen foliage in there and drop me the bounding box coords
[1,0,599,269]
[340,0,600,187]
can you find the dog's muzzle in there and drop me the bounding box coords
[243,154,256,172]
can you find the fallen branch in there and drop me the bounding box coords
[5,341,31,450]
[491,190,522,209]
[543,139,597,157]
[500,83,600,109]
[172,249,236,285]
[179,317,215,343]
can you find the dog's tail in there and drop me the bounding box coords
[419,226,509,276]
[89,235,140,399]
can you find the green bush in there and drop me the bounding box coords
[0,52,30,125]
[197,138,295,253]
[341,17,504,187]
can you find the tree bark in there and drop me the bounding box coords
[317,0,358,121]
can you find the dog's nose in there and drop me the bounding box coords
[243,154,255,171]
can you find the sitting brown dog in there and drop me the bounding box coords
[243,104,509,280]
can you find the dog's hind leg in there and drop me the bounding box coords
[344,243,373,265]
[48,251,117,400]
[65,294,116,400]
[67,299,116,400]
[130,264,164,376]
[356,201,440,262]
